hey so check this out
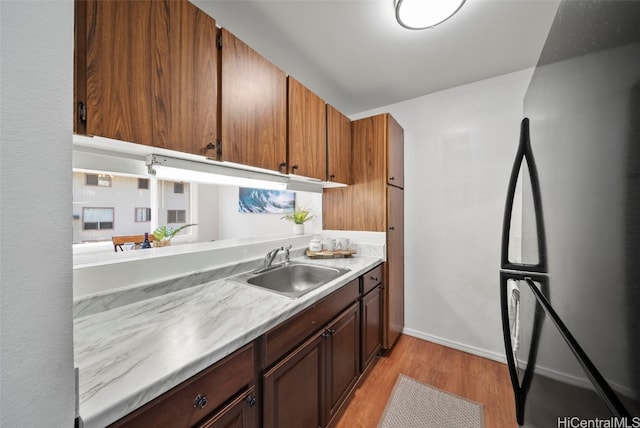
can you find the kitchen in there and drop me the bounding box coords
[2,1,639,427]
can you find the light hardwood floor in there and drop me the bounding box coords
[335,334,518,428]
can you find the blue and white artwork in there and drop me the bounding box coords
[238,187,295,213]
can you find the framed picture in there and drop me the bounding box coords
[238,187,295,213]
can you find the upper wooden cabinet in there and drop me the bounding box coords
[287,77,327,180]
[326,104,352,185]
[74,0,218,156]
[387,115,404,188]
[75,2,349,181]
[323,114,387,231]
[220,28,287,173]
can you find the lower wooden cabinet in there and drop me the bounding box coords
[262,331,325,428]
[110,343,256,428]
[325,303,361,424]
[386,186,405,349]
[110,264,385,428]
[361,284,383,373]
[198,387,258,428]
[262,302,360,428]
[360,265,383,373]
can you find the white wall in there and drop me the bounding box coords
[216,186,322,240]
[352,68,533,361]
[0,1,76,426]
[195,182,220,242]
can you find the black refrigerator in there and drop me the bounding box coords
[499,1,640,427]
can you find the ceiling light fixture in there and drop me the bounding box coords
[395,0,466,30]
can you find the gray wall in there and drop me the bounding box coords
[1,1,76,426]
[352,68,532,361]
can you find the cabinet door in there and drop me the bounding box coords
[170,0,219,157]
[79,0,217,155]
[220,28,287,172]
[361,285,382,372]
[287,77,327,180]
[326,104,352,184]
[387,114,404,188]
[325,302,360,425]
[385,185,404,349]
[198,387,258,428]
[322,114,390,231]
[263,331,325,428]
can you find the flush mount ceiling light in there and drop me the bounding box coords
[395,0,466,30]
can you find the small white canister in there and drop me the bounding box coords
[309,238,322,252]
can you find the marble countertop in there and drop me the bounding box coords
[74,254,383,428]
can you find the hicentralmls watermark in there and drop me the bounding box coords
[557,417,640,428]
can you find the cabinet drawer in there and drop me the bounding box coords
[362,264,383,295]
[111,343,255,428]
[263,278,359,367]
[198,386,258,428]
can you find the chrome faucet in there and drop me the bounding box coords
[264,246,283,269]
[254,244,292,273]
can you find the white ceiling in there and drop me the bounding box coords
[192,0,561,115]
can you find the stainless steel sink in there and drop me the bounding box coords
[231,262,350,298]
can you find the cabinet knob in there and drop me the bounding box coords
[291,165,299,173]
[389,226,395,230]
[329,174,335,181]
[279,162,287,173]
[322,328,335,339]
[390,176,395,181]
[193,394,208,409]
[246,395,257,408]
[370,276,379,282]
[206,142,216,150]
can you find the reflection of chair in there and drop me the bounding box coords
[112,234,155,252]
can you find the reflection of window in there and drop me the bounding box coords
[135,207,151,222]
[73,171,192,245]
[138,178,149,189]
[86,173,112,187]
[83,207,114,230]
[167,209,186,223]
[174,182,184,194]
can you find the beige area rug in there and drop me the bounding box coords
[378,374,485,428]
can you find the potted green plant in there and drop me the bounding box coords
[281,207,313,235]
[152,224,196,247]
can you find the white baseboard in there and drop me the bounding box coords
[402,327,508,364]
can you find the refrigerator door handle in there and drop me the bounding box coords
[500,272,547,425]
[500,118,548,272]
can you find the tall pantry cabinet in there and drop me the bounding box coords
[323,113,404,350]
